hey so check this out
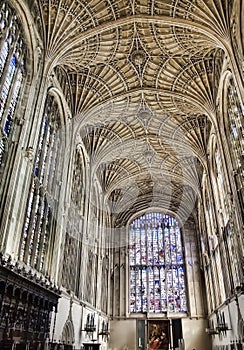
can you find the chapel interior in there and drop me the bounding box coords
[0,0,243,350]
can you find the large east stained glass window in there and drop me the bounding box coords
[129,212,187,313]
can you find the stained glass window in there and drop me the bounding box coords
[0,2,25,167]
[226,79,244,187]
[19,95,62,272]
[129,212,187,313]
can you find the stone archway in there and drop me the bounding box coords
[61,319,75,346]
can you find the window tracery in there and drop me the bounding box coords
[19,95,62,273]
[129,212,187,313]
[0,2,26,167]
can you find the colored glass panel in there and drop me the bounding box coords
[129,212,187,313]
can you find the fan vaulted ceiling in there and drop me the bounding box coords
[38,0,233,226]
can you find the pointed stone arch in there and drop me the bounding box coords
[61,319,75,345]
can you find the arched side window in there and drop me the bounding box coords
[0,2,26,167]
[19,95,63,273]
[129,212,187,313]
[226,79,244,187]
[61,146,85,293]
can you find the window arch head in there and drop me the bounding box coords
[129,212,187,314]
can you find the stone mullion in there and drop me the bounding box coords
[35,195,50,272]
[44,202,58,278]
[205,266,214,314]
[96,204,105,311]
[65,149,82,295]
[61,231,69,288]
[99,198,106,259]
[71,150,81,207]
[200,179,219,311]
[100,211,106,313]
[213,215,231,302]
[43,128,56,192]
[211,250,222,307]
[200,186,216,313]
[38,121,50,186]
[89,254,94,305]
[227,222,241,287]
[78,162,91,299]
[205,150,223,304]
[208,259,217,312]
[100,260,105,313]
[49,114,61,190]
[84,253,92,303]
[71,239,78,292]
[75,239,82,297]
[45,197,58,278]
[110,249,115,317]
[218,235,232,297]
[119,229,126,317]
[48,134,60,196]
[29,190,46,269]
[107,215,113,317]
[44,128,63,278]
[93,200,100,307]
[92,254,98,306]
[205,162,220,236]
[112,249,120,317]
[22,183,39,264]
